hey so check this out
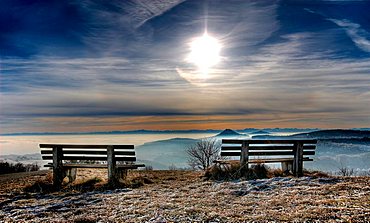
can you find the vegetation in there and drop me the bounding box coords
[144,165,153,171]
[0,161,40,175]
[338,166,355,176]
[205,162,273,181]
[205,162,333,181]
[186,138,220,170]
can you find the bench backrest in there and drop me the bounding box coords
[221,139,317,158]
[40,144,136,162]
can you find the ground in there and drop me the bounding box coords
[0,169,369,222]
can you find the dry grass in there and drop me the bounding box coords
[0,169,369,222]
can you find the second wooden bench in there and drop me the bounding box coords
[215,139,317,177]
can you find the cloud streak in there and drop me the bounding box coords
[328,19,370,52]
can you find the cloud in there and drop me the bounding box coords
[73,0,186,57]
[328,19,370,52]
[1,1,370,133]
[2,29,370,133]
[303,7,370,53]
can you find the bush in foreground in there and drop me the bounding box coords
[205,162,273,181]
[205,162,332,181]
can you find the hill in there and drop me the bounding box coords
[136,138,198,169]
[216,129,242,136]
[250,130,270,135]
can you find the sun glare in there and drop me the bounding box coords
[187,32,221,75]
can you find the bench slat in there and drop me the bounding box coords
[41,150,135,156]
[221,150,315,156]
[221,145,316,151]
[40,144,134,149]
[222,139,317,144]
[42,155,136,161]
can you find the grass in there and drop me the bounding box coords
[21,166,333,194]
[22,169,184,194]
[1,168,369,222]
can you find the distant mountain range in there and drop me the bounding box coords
[252,129,370,139]
[291,129,370,139]
[2,129,370,171]
[0,128,322,136]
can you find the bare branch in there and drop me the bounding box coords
[186,138,220,170]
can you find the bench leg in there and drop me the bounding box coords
[53,169,66,190]
[107,146,120,185]
[293,143,304,177]
[281,161,293,174]
[52,146,64,190]
[118,169,128,181]
[107,168,127,185]
[65,168,77,183]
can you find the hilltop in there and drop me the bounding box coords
[216,129,243,136]
[0,169,369,222]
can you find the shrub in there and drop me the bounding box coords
[68,177,103,192]
[24,180,54,193]
[303,170,331,178]
[338,166,355,176]
[205,162,271,181]
[24,172,54,193]
[0,161,40,175]
[205,161,243,180]
[250,163,269,179]
[169,164,178,170]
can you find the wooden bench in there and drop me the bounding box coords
[215,139,317,177]
[40,144,145,189]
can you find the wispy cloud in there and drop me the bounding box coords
[328,19,370,52]
[304,7,370,53]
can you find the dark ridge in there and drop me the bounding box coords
[217,129,241,136]
[250,130,270,135]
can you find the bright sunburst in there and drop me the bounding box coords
[187,32,221,75]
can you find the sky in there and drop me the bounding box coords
[1,0,370,134]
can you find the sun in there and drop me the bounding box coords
[187,32,221,75]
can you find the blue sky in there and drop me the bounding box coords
[1,0,370,133]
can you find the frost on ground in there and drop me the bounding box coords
[0,170,369,222]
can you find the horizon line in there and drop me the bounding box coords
[4,127,370,136]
